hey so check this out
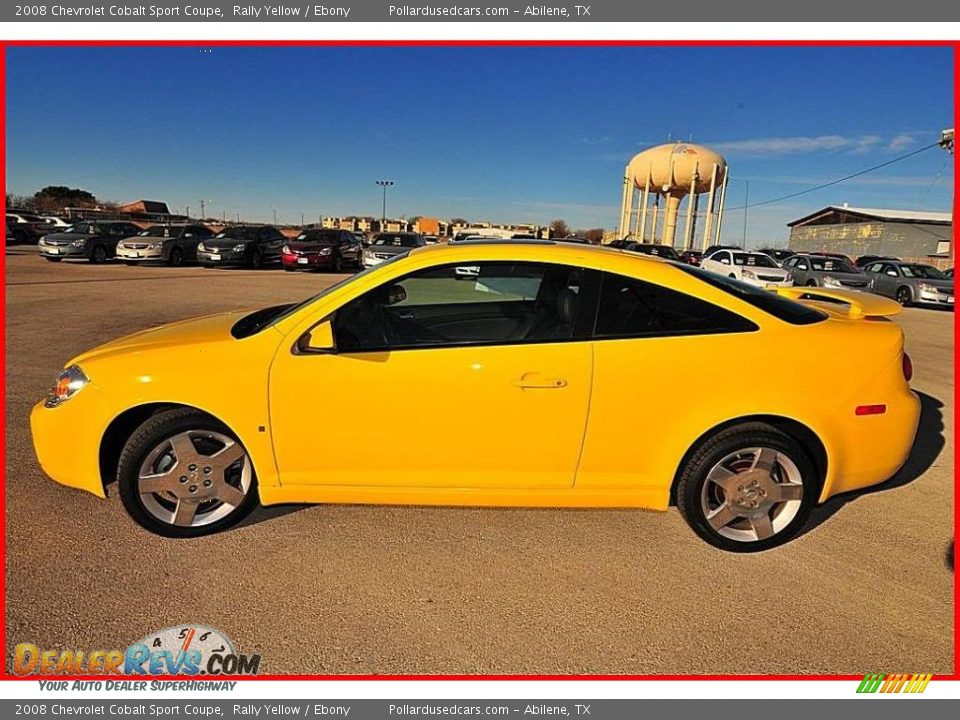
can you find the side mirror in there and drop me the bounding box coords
[719,258,731,265]
[299,321,335,353]
[386,284,407,305]
[886,270,897,277]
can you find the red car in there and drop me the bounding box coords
[281,228,363,272]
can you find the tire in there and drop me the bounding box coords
[90,245,108,264]
[896,286,912,307]
[354,254,363,270]
[124,261,139,267]
[117,408,259,538]
[168,247,184,267]
[249,251,263,270]
[675,422,819,552]
[43,256,62,263]
[806,279,817,287]
[332,254,344,273]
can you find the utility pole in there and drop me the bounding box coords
[742,179,750,248]
[198,199,211,220]
[273,208,278,225]
[376,180,394,227]
[941,128,954,260]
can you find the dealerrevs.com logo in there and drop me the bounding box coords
[13,625,261,676]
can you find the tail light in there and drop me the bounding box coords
[902,353,913,382]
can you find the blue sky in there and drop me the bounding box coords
[5,45,954,245]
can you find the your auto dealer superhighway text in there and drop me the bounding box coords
[47,5,351,18]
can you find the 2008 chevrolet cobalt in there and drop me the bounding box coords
[30,241,920,551]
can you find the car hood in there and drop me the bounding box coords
[367,245,410,255]
[288,240,335,252]
[204,239,246,250]
[43,232,99,245]
[741,266,788,277]
[69,310,255,366]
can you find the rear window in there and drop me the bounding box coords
[675,265,828,325]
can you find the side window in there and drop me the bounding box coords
[259,227,273,240]
[714,251,730,265]
[883,263,899,276]
[865,263,882,273]
[796,258,809,270]
[332,262,583,352]
[594,272,756,339]
[783,257,796,268]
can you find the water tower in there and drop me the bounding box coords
[617,142,729,250]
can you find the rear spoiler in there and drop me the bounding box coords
[773,287,903,318]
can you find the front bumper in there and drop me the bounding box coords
[116,246,163,262]
[741,276,793,289]
[282,252,335,269]
[30,388,113,498]
[362,253,397,267]
[915,290,954,307]
[198,248,246,266]
[38,243,86,259]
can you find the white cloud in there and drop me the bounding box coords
[710,134,914,156]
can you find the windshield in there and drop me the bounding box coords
[810,256,859,273]
[733,252,778,268]
[901,264,947,280]
[374,234,420,247]
[676,264,827,325]
[214,227,253,240]
[139,226,177,238]
[64,223,96,234]
[296,230,339,243]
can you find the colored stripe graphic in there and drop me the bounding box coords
[857,673,932,693]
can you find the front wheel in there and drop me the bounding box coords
[43,256,63,263]
[168,247,184,267]
[675,423,818,552]
[896,287,912,306]
[332,254,344,273]
[249,251,263,270]
[117,408,259,538]
[90,245,108,264]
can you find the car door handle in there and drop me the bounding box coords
[512,373,567,389]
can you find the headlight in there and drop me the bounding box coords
[918,282,936,294]
[742,269,756,279]
[319,247,333,256]
[364,251,374,259]
[147,243,162,250]
[71,238,87,248]
[45,365,89,408]
[282,245,291,254]
[197,242,206,251]
[38,238,46,246]
[822,275,843,288]
[233,243,246,253]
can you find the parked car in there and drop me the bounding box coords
[855,254,900,268]
[362,232,427,267]
[862,260,954,307]
[281,228,362,272]
[116,224,214,266]
[6,213,49,244]
[679,249,704,266]
[702,244,743,257]
[756,248,795,266]
[353,232,369,247]
[606,238,631,249]
[423,235,441,245]
[944,268,954,279]
[624,242,681,261]
[39,215,74,229]
[37,221,143,263]
[30,241,919,552]
[700,249,792,288]
[197,225,286,269]
[782,253,869,290]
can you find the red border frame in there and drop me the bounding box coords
[0,37,956,684]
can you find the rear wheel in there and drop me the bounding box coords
[676,423,818,552]
[117,408,259,538]
[806,279,817,287]
[896,286,912,306]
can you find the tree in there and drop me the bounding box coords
[549,219,570,238]
[449,217,468,226]
[32,186,98,213]
[576,228,605,244]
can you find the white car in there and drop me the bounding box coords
[701,249,793,289]
[39,216,73,228]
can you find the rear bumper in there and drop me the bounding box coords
[819,389,921,501]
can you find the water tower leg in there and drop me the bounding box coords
[638,176,650,242]
[650,200,659,243]
[618,166,631,239]
[702,165,718,247]
[714,173,729,250]
[683,172,698,249]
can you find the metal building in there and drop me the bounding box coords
[787,205,953,266]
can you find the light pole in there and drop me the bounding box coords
[198,199,211,220]
[376,180,394,227]
[742,179,750,247]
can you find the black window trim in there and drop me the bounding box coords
[588,269,759,342]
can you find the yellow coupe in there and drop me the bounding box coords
[31,241,920,551]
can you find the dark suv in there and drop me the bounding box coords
[37,221,143,263]
[197,225,287,269]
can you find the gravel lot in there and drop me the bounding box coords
[4,246,954,675]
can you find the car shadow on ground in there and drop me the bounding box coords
[235,503,310,530]
[802,391,945,536]
[946,540,954,572]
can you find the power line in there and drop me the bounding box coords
[726,141,942,211]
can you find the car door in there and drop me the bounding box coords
[267,260,593,490]
[873,263,900,297]
[339,231,358,263]
[259,227,283,261]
